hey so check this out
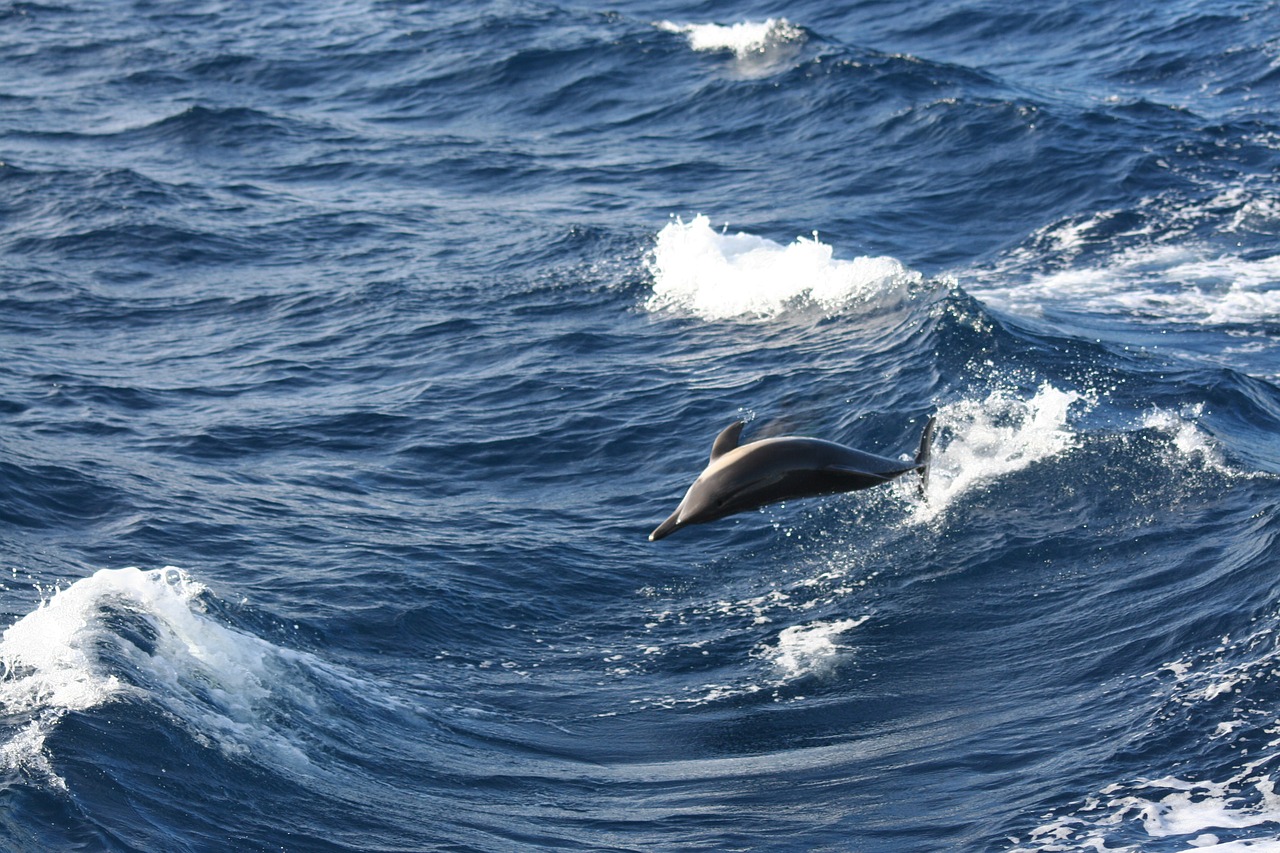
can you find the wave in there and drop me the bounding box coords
[656,18,804,57]
[1014,773,1280,851]
[1011,603,1280,852]
[1140,403,1240,477]
[644,214,922,320]
[914,377,1254,528]
[969,186,1280,383]
[0,567,366,790]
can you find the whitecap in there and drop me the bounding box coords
[1139,403,1240,476]
[656,18,806,70]
[1013,773,1280,852]
[644,214,920,321]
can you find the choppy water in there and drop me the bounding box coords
[3,1,1280,850]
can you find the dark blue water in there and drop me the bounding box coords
[3,1,1280,850]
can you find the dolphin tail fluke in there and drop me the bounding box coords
[915,415,937,497]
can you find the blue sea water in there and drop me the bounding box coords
[3,0,1280,850]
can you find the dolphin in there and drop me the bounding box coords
[649,415,937,541]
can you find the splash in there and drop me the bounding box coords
[910,384,1084,524]
[1140,403,1239,477]
[645,215,920,320]
[760,617,869,681]
[0,566,332,788]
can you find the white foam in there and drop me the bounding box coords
[0,566,338,788]
[645,215,921,320]
[657,18,805,59]
[1014,774,1280,852]
[761,616,869,681]
[640,616,870,708]
[974,244,1280,326]
[1130,777,1280,838]
[910,384,1084,524]
[1012,611,1280,852]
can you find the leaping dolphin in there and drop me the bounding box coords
[649,415,937,541]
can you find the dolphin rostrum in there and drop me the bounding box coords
[649,415,937,541]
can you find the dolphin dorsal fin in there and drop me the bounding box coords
[710,421,745,462]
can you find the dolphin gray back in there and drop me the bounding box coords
[649,416,936,541]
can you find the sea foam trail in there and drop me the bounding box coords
[645,215,920,320]
[974,244,1280,327]
[0,567,340,788]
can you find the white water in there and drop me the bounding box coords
[645,214,920,320]
[1140,402,1241,478]
[1012,760,1280,851]
[1009,587,1280,852]
[981,245,1280,326]
[0,566,340,788]
[908,383,1084,524]
[656,18,806,75]
[761,616,870,681]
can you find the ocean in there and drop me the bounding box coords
[3,1,1280,850]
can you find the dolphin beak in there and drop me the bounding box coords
[649,510,682,541]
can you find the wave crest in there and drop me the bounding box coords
[645,215,920,321]
[657,18,805,59]
[0,567,336,789]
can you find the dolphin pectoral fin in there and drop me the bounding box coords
[710,421,745,462]
[649,509,683,541]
